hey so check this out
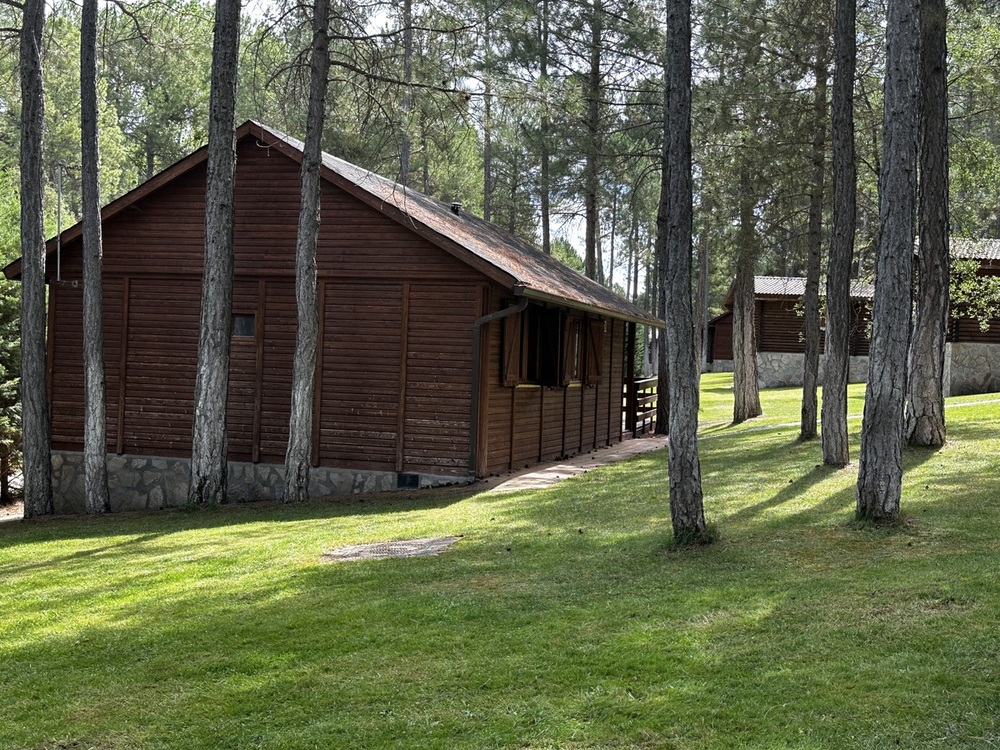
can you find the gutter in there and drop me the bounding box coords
[468,296,529,477]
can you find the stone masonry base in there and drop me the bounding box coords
[707,354,869,388]
[50,452,471,515]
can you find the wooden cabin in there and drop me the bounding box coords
[945,238,1000,395]
[706,276,873,387]
[5,121,658,513]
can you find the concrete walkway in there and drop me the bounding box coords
[490,434,668,493]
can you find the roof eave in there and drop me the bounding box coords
[514,285,662,326]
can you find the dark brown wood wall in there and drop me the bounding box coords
[48,136,483,477]
[709,312,733,360]
[755,299,872,356]
[483,290,625,474]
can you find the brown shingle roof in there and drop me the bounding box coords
[4,120,658,326]
[259,123,657,325]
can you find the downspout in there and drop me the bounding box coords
[469,295,529,477]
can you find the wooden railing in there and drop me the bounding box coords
[624,376,658,436]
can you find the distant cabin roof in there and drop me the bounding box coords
[4,120,658,326]
[722,275,874,309]
[949,238,1000,261]
[753,275,875,299]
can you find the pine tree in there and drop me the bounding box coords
[189,0,241,506]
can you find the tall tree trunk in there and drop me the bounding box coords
[399,0,413,187]
[655,274,668,435]
[608,192,617,290]
[20,0,52,518]
[801,42,828,441]
[189,0,241,506]
[285,0,330,503]
[857,0,919,524]
[905,0,949,448]
[695,199,711,377]
[81,0,110,514]
[539,0,552,255]
[482,9,493,223]
[661,0,707,544]
[821,0,857,467]
[584,0,602,281]
[733,167,762,424]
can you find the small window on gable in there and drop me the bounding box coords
[233,313,256,338]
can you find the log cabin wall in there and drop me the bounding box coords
[756,298,872,356]
[48,136,483,479]
[708,312,733,361]
[483,289,625,475]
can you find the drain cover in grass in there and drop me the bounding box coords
[321,536,462,562]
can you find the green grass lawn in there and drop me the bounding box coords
[3,373,1000,749]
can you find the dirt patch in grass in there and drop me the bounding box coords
[321,535,463,562]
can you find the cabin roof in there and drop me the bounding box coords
[949,238,1000,261]
[721,275,874,309]
[4,120,658,326]
[753,275,875,299]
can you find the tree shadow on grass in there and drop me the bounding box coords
[1,481,486,547]
[724,463,846,524]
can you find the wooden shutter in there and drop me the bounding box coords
[502,312,523,386]
[585,318,605,385]
[562,316,582,385]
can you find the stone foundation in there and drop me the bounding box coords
[50,452,471,515]
[944,342,1000,397]
[755,352,869,388]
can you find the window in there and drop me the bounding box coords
[233,313,256,338]
[501,305,605,388]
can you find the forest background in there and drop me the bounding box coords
[4,0,1000,306]
[0,0,999,499]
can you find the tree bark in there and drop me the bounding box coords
[583,0,602,281]
[733,167,762,424]
[285,0,331,503]
[857,0,919,524]
[539,0,552,255]
[821,0,857,467]
[695,198,710,379]
[81,0,111,514]
[801,42,828,441]
[661,0,707,544]
[482,9,493,223]
[20,0,52,519]
[399,0,413,186]
[189,0,241,506]
[905,0,948,448]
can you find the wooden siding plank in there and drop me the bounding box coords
[117,277,130,453]
[254,280,266,463]
[396,282,410,472]
[311,281,326,467]
[403,283,477,476]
